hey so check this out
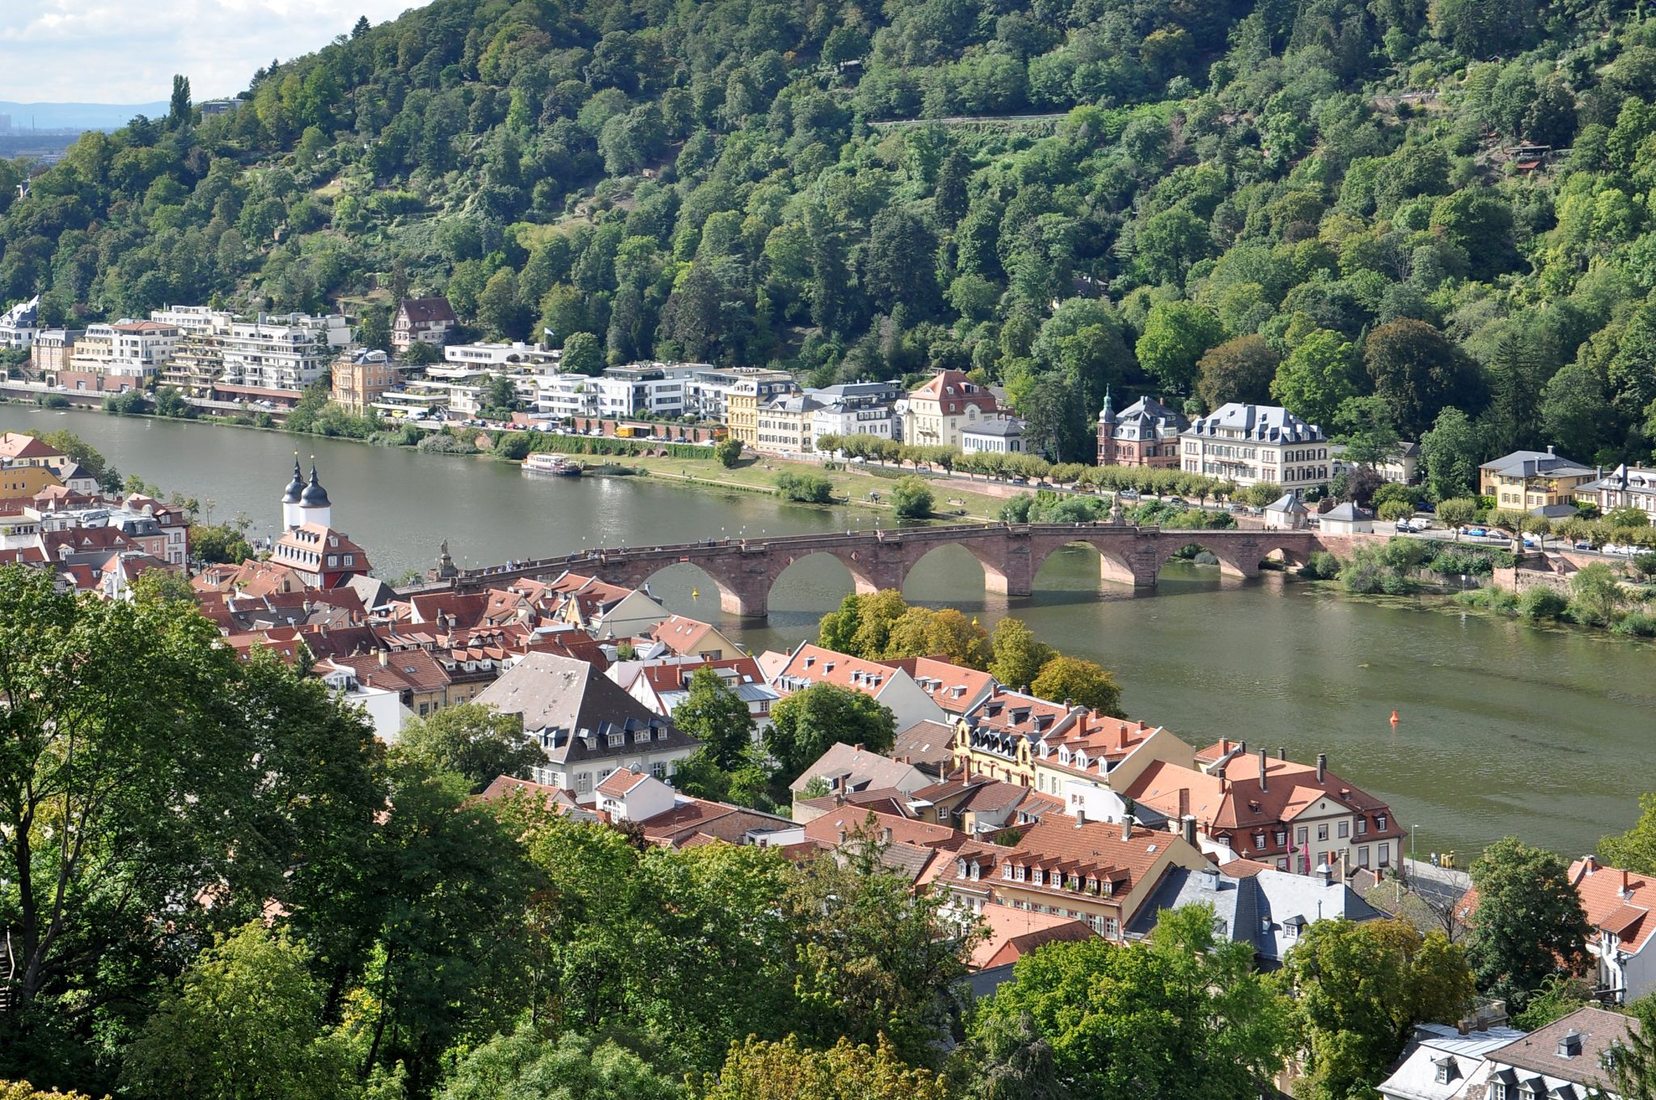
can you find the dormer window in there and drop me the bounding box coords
[1376,813,1388,831]
[1433,1057,1458,1085]
[1002,864,1013,880]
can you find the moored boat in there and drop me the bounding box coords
[523,453,582,476]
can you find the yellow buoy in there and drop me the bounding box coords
[691,588,700,600]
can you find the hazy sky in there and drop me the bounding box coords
[0,0,422,104]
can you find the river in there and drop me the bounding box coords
[6,404,1654,862]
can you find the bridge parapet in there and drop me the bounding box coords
[449,523,1327,617]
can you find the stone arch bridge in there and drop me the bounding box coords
[454,523,1332,619]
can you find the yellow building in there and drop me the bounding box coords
[1479,447,1597,512]
[899,369,1000,450]
[723,370,796,448]
[0,465,63,498]
[332,351,405,414]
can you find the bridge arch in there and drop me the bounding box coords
[633,560,748,618]
[1029,534,1144,593]
[901,542,991,603]
[765,549,883,614]
[1152,536,1259,582]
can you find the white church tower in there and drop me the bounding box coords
[280,454,305,529]
[298,459,332,529]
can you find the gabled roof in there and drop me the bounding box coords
[774,643,906,698]
[596,767,651,798]
[1569,858,1656,955]
[397,297,457,325]
[970,906,1095,970]
[646,613,732,655]
[880,656,995,715]
[1485,1005,1638,1092]
[788,741,930,795]
[0,432,65,461]
[473,652,697,764]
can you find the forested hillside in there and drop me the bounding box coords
[4,0,1656,472]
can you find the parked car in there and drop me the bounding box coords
[1118,489,1140,500]
[1167,497,1187,507]
[1462,526,1488,538]
[1574,540,1593,550]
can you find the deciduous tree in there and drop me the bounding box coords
[1464,837,1589,1010]
[671,666,755,771]
[765,684,897,780]
[393,703,542,792]
[1029,655,1123,717]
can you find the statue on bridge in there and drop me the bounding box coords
[435,539,458,580]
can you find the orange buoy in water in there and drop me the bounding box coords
[1389,709,1400,726]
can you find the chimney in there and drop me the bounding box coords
[1316,752,1327,783]
[1221,738,1231,755]
[1074,807,1086,827]
[1182,814,1197,848]
[1259,749,1268,791]
[1238,740,1246,755]
[1623,868,1632,899]
[1178,787,1190,820]
[1121,815,1134,842]
[854,743,864,752]
[378,648,388,668]
[1547,444,1555,456]
[1584,855,1598,875]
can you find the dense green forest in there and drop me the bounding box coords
[3,0,1656,476]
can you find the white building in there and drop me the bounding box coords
[1180,403,1330,490]
[535,366,689,421]
[961,414,1028,455]
[221,313,351,391]
[807,381,901,450]
[1377,1022,1527,1100]
[473,652,702,794]
[66,321,181,388]
[444,341,561,369]
[1318,501,1374,535]
[0,295,40,350]
[1579,463,1656,524]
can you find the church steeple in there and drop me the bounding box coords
[1097,387,1117,466]
[281,453,305,528]
[298,458,332,529]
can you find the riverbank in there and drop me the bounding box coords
[5,398,1020,522]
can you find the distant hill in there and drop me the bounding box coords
[0,100,170,131]
[4,0,1656,473]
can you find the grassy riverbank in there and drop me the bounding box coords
[6,398,1018,524]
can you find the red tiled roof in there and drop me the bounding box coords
[970,905,1095,970]
[776,643,905,697]
[879,656,995,715]
[0,432,64,461]
[1569,859,1656,954]
[802,806,958,850]
[646,614,726,655]
[596,767,650,798]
